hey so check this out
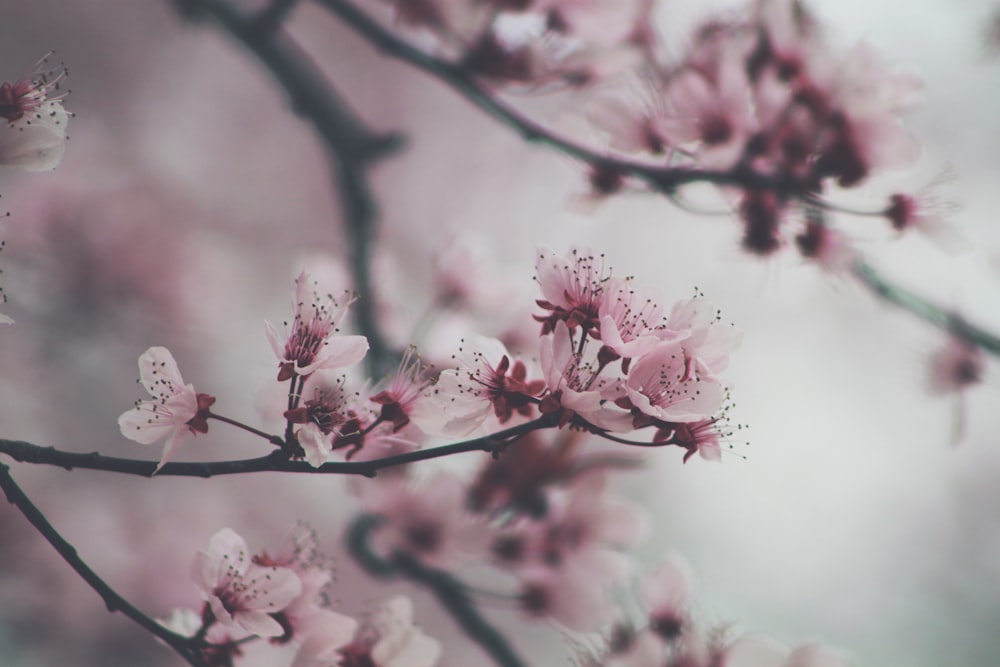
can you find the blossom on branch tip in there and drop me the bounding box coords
[192,528,303,639]
[0,55,70,171]
[118,346,215,472]
[265,271,369,381]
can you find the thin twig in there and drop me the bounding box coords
[852,259,1000,355]
[0,463,208,667]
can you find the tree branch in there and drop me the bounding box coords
[852,259,1000,355]
[0,463,208,667]
[0,415,556,478]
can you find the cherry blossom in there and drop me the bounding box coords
[598,277,675,362]
[535,246,612,337]
[254,524,358,659]
[369,346,431,433]
[794,217,856,273]
[621,341,726,424]
[927,335,985,444]
[664,296,742,376]
[362,473,489,568]
[191,528,303,638]
[539,320,631,431]
[415,335,543,437]
[641,552,695,641]
[0,56,70,171]
[339,595,442,667]
[118,346,216,471]
[265,271,369,381]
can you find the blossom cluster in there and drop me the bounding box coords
[420,246,742,462]
[118,246,741,470]
[162,525,439,667]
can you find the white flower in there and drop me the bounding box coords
[0,58,69,171]
[191,528,302,638]
[118,346,213,471]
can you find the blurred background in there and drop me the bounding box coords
[0,1,999,666]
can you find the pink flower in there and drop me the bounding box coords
[641,552,695,641]
[534,246,612,337]
[928,336,984,395]
[598,277,675,361]
[539,320,631,431]
[265,271,369,381]
[927,335,985,444]
[254,524,358,657]
[369,346,431,433]
[623,341,725,424]
[517,558,619,631]
[191,528,303,638]
[0,56,69,171]
[664,296,742,376]
[118,346,216,472]
[362,473,488,568]
[339,595,441,667]
[663,62,756,170]
[414,336,543,437]
[794,218,856,273]
[284,376,356,467]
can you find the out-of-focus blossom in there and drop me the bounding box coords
[265,270,369,381]
[794,217,856,273]
[191,528,302,638]
[0,56,69,171]
[927,335,985,444]
[118,346,216,471]
[724,635,853,667]
[362,473,489,568]
[641,552,695,641]
[339,595,442,667]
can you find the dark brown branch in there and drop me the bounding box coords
[0,463,208,667]
[0,414,556,478]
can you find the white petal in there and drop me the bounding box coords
[302,334,369,375]
[235,609,285,638]
[242,565,303,612]
[137,346,186,396]
[0,122,66,171]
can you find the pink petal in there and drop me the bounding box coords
[235,609,285,638]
